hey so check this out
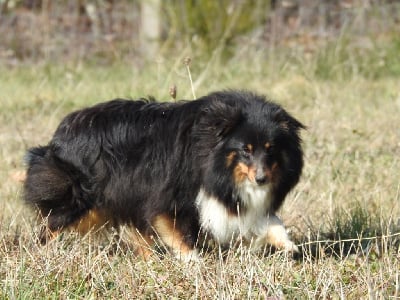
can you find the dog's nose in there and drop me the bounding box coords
[255,175,267,185]
[255,166,268,185]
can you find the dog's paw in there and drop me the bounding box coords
[173,249,200,263]
[281,239,299,253]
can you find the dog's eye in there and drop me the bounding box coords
[242,144,253,157]
[243,144,252,153]
[265,143,274,154]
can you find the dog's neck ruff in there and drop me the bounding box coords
[196,181,273,244]
[236,180,272,211]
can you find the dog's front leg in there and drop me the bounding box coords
[254,214,298,252]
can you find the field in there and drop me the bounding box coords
[0,49,399,298]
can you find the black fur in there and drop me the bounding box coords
[24,90,304,251]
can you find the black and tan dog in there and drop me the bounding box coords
[24,90,304,260]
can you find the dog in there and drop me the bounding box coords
[24,90,305,260]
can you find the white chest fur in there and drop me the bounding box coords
[195,181,273,244]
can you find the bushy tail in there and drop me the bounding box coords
[24,146,90,240]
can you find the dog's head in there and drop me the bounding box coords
[196,91,305,210]
[223,99,305,188]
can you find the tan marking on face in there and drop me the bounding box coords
[247,166,256,182]
[246,144,253,153]
[233,162,248,183]
[226,151,236,167]
[234,162,256,183]
[152,214,193,256]
[265,142,271,150]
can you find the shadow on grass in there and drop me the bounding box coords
[293,203,400,261]
[3,203,399,263]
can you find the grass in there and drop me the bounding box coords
[1,48,400,298]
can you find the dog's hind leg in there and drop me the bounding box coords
[70,209,112,234]
[152,214,199,261]
[121,227,154,260]
[38,225,61,245]
[24,146,94,244]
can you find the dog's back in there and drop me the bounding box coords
[23,98,202,247]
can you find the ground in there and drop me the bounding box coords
[0,58,399,298]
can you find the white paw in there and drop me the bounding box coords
[173,249,200,262]
[281,239,299,253]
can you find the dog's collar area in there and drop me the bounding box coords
[196,187,276,245]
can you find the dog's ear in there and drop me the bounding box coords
[199,100,243,138]
[273,108,306,133]
[192,100,242,156]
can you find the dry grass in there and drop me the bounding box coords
[1,58,399,298]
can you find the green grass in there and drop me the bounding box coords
[1,48,400,298]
